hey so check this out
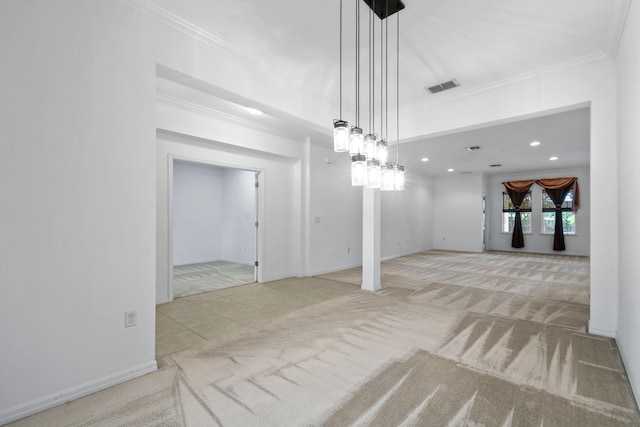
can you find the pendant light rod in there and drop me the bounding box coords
[356,0,360,128]
[369,4,374,133]
[339,0,343,119]
[396,11,400,163]
[381,14,385,141]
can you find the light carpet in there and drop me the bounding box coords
[10,251,640,426]
[173,261,255,298]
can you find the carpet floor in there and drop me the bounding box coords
[173,261,255,298]
[9,251,640,426]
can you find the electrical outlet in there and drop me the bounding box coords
[125,311,137,328]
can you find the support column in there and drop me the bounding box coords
[362,187,381,291]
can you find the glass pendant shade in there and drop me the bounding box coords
[394,165,405,191]
[366,159,381,189]
[381,163,395,191]
[364,134,377,160]
[349,127,364,155]
[377,140,388,164]
[351,154,367,186]
[333,120,349,152]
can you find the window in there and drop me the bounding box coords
[502,191,531,233]
[542,188,576,234]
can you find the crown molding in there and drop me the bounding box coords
[118,0,235,53]
[157,93,301,140]
[605,0,632,59]
[403,52,611,114]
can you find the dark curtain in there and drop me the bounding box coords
[503,180,534,249]
[536,178,579,251]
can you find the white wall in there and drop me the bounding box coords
[381,173,435,259]
[433,173,485,252]
[615,0,640,408]
[172,161,256,267]
[0,2,157,423]
[486,166,590,256]
[221,168,257,265]
[307,144,364,274]
[172,160,224,265]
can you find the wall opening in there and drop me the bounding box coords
[170,159,258,299]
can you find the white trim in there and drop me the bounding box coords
[381,249,433,262]
[605,0,632,59]
[307,262,362,277]
[157,94,300,140]
[164,153,264,303]
[617,336,640,410]
[173,259,254,267]
[118,0,235,53]
[588,320,617,338]
[0,361,157,425]
[305,249,433,277]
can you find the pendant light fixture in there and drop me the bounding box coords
[381,162,395,190]
[332,0,405,189]
[393,10,405,191]
[351,154,367,186]
[366,159,381,188]
[350,0,365,184]
[333,0,349,152]
[380,16,394,191]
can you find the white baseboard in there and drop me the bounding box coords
[173,258,254,267]
[219,258,254,267]
[172,258,218,267]
[0,360,158,426]
[587,320,617,338]
[306,249,433,277]
[616,337,640,411]
[307,261,362,277]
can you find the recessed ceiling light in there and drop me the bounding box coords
[549,156,558,161]
[530,141,541,147]
[447,168,454,172]
[246,107,263,116]
[421,157,429,162]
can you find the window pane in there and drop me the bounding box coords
[503,193,514,209]
[542,189,574,209]
[503,191,531,209]
[502,212,532,233]
[521,212,532,233]
[502,212,514,232]
[562,211,576,234]
[543,212,555,234]
[542,212,576,234]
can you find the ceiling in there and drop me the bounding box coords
[151,0,629,175]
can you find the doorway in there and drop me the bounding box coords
[171,159,258,298]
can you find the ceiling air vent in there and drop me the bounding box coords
[426,79,459,94]
[465,145,481,152]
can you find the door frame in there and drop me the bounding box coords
[164,154,263,303]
